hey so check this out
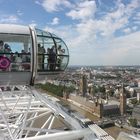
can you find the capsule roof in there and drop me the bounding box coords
[0,24,30,35]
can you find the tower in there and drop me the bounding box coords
[80,74,87,97]
[120,84,126,115]
[94,98,103,118]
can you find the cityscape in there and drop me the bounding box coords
[41,65,140,139]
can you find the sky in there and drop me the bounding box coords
[0,0,140,66]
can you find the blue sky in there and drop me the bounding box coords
[0,0,140,65]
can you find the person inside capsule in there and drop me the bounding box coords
[0,40,11,55]
[0,40,12,70]
[47,45,57,71]
[57,45,65,70]
[38,44,46,70]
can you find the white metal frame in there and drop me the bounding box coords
[0,85,96,140]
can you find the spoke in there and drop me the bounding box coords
[26,110,52,122]
[0,89,10,112]
[35,114,53,136]
[19,95,32,138]
[46,115,55,134]
[0,106,14,140]
[10,90,24,114]
[25,112,38,137]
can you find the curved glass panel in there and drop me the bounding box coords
[35,28,52,37]
[0,33,32,72]
[54,38,69,70]
[35,29,69,73]
[54,38,69,55]
[36,35,56,71]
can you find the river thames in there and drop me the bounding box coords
[58,98,132,139]
[38,89,132,139]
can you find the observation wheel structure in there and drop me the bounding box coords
[0,85,95,140]
[0,24,113,140]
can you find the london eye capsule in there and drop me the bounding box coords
[0,24,69,85]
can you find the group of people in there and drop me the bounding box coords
[38,44,65,71]
[47,45,65,71]
[0,40,31,71]
[12,51,31,70]
[0,40,12,57]
[0,40,65,71]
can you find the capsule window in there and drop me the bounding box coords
[54,38,69,71]
[37,36,55,71]
[35,28,69,73]
[0,34,32,71]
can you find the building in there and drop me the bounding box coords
[103,104,120,116]
[120,84,127,115]
[88,84,95,96]
[132,105,140,122]
[137,92,140,102]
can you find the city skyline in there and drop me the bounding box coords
[0,0,140,65]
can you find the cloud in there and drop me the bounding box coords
[44,24,78,43]
[42,0,140,65]
[40,0,73,12]
[101,31,140,65]
[66,0,134,38]
[110,31,140,47]
[17,10,23,16]
[44,25,56,33]
[51,17,59,25]
[123,28,131,34]
[67,30,140,65]
[132,26,138,31]
[47,22,140,65]
[125,0,140,16]
[66,0,96,21]
[71,0,139,36]
[133,11,140,24]
[0,15,19,23]
[29,23,37,27]
[35,0,41,5]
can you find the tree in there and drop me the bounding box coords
[99,86,106,93]
[36,83,75,97]
[131,99,138,105]
[128,118,137,127]
[108,89,114,97]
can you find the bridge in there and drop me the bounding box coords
[97,119,114,128]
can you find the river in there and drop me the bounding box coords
[37,89,132,139]
[58,98,132,139]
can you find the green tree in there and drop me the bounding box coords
[36,83,75,97]
[131,99,138,105]
[108,89,114,97]
[128,118,137,127]
[98,86,106,93]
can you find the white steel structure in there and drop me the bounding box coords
[0,85,116,140]
[0,85,95,140]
